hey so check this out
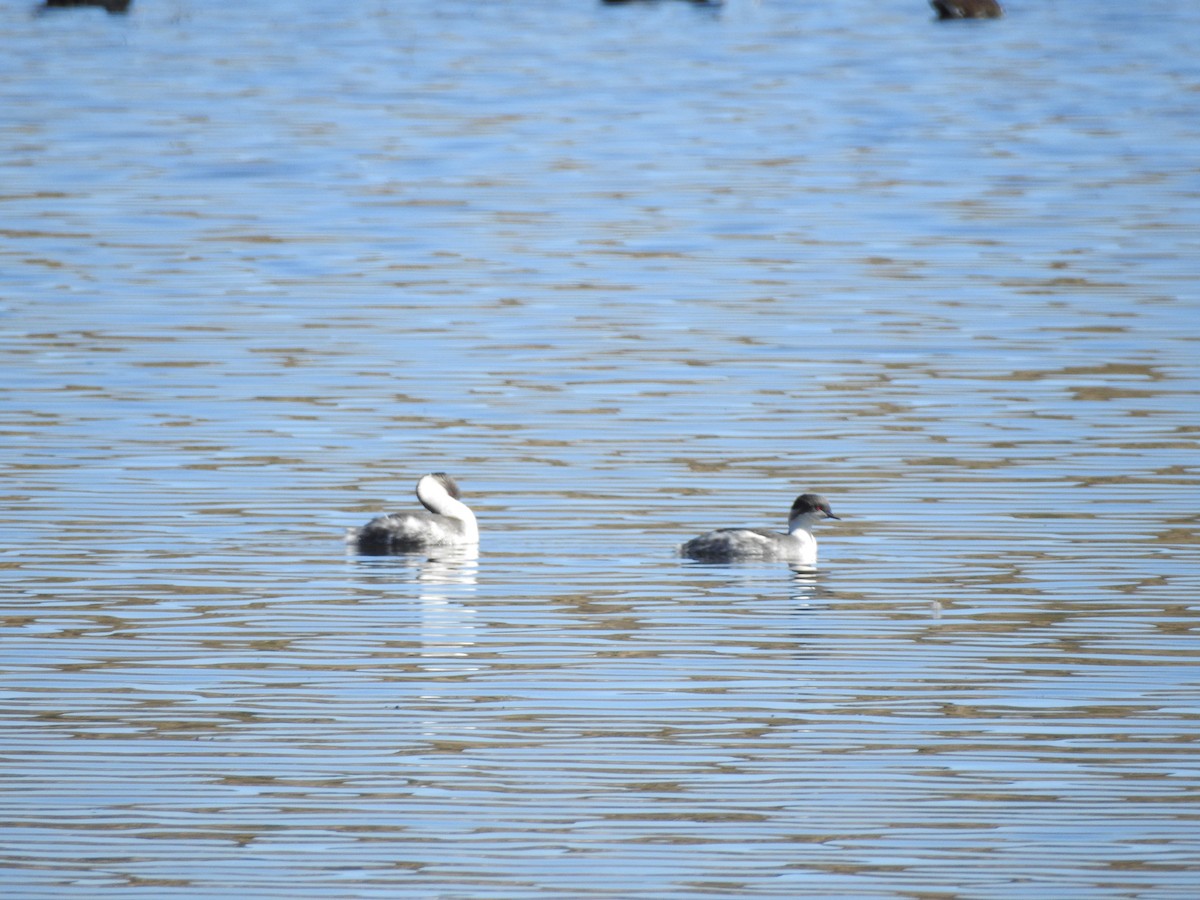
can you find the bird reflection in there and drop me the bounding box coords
[680,558,830,608]
[412,545,480,586]
[786,564,824,608]
[412,547,480,674]
[352,545,480,673]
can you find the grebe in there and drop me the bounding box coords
[679,493,839,564]
[348,473,479,554]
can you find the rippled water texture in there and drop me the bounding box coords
[2,0,1199,897]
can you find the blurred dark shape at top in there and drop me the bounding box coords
[41,0,131,13]
[931,0,1003,18]
[601,0,722,6]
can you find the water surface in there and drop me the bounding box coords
[2,0,1199,897]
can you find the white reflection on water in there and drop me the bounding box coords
[680,560,828,609]
[414,549,480,675]
[351,547,480,672]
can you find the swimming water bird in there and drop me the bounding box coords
[931,0,1004,19]
[348,473,479,554]
[679,493,839,564]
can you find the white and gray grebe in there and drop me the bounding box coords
[679,493,839,564]
[348,473,479,554]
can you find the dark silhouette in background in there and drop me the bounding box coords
[41,0,131,13]
[601,0,721,6]
[931,0,1004,18]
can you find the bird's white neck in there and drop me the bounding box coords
[787,513,822,536]
[785,523,818,565]
[417,476,479,543]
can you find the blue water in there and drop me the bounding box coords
[2,1,1199,897]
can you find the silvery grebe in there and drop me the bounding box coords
[679,493,838,564]
[348,473,479,554]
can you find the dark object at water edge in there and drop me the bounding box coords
[42,0,131,13]
[601,0,720,6]
[931,0,1003,18]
